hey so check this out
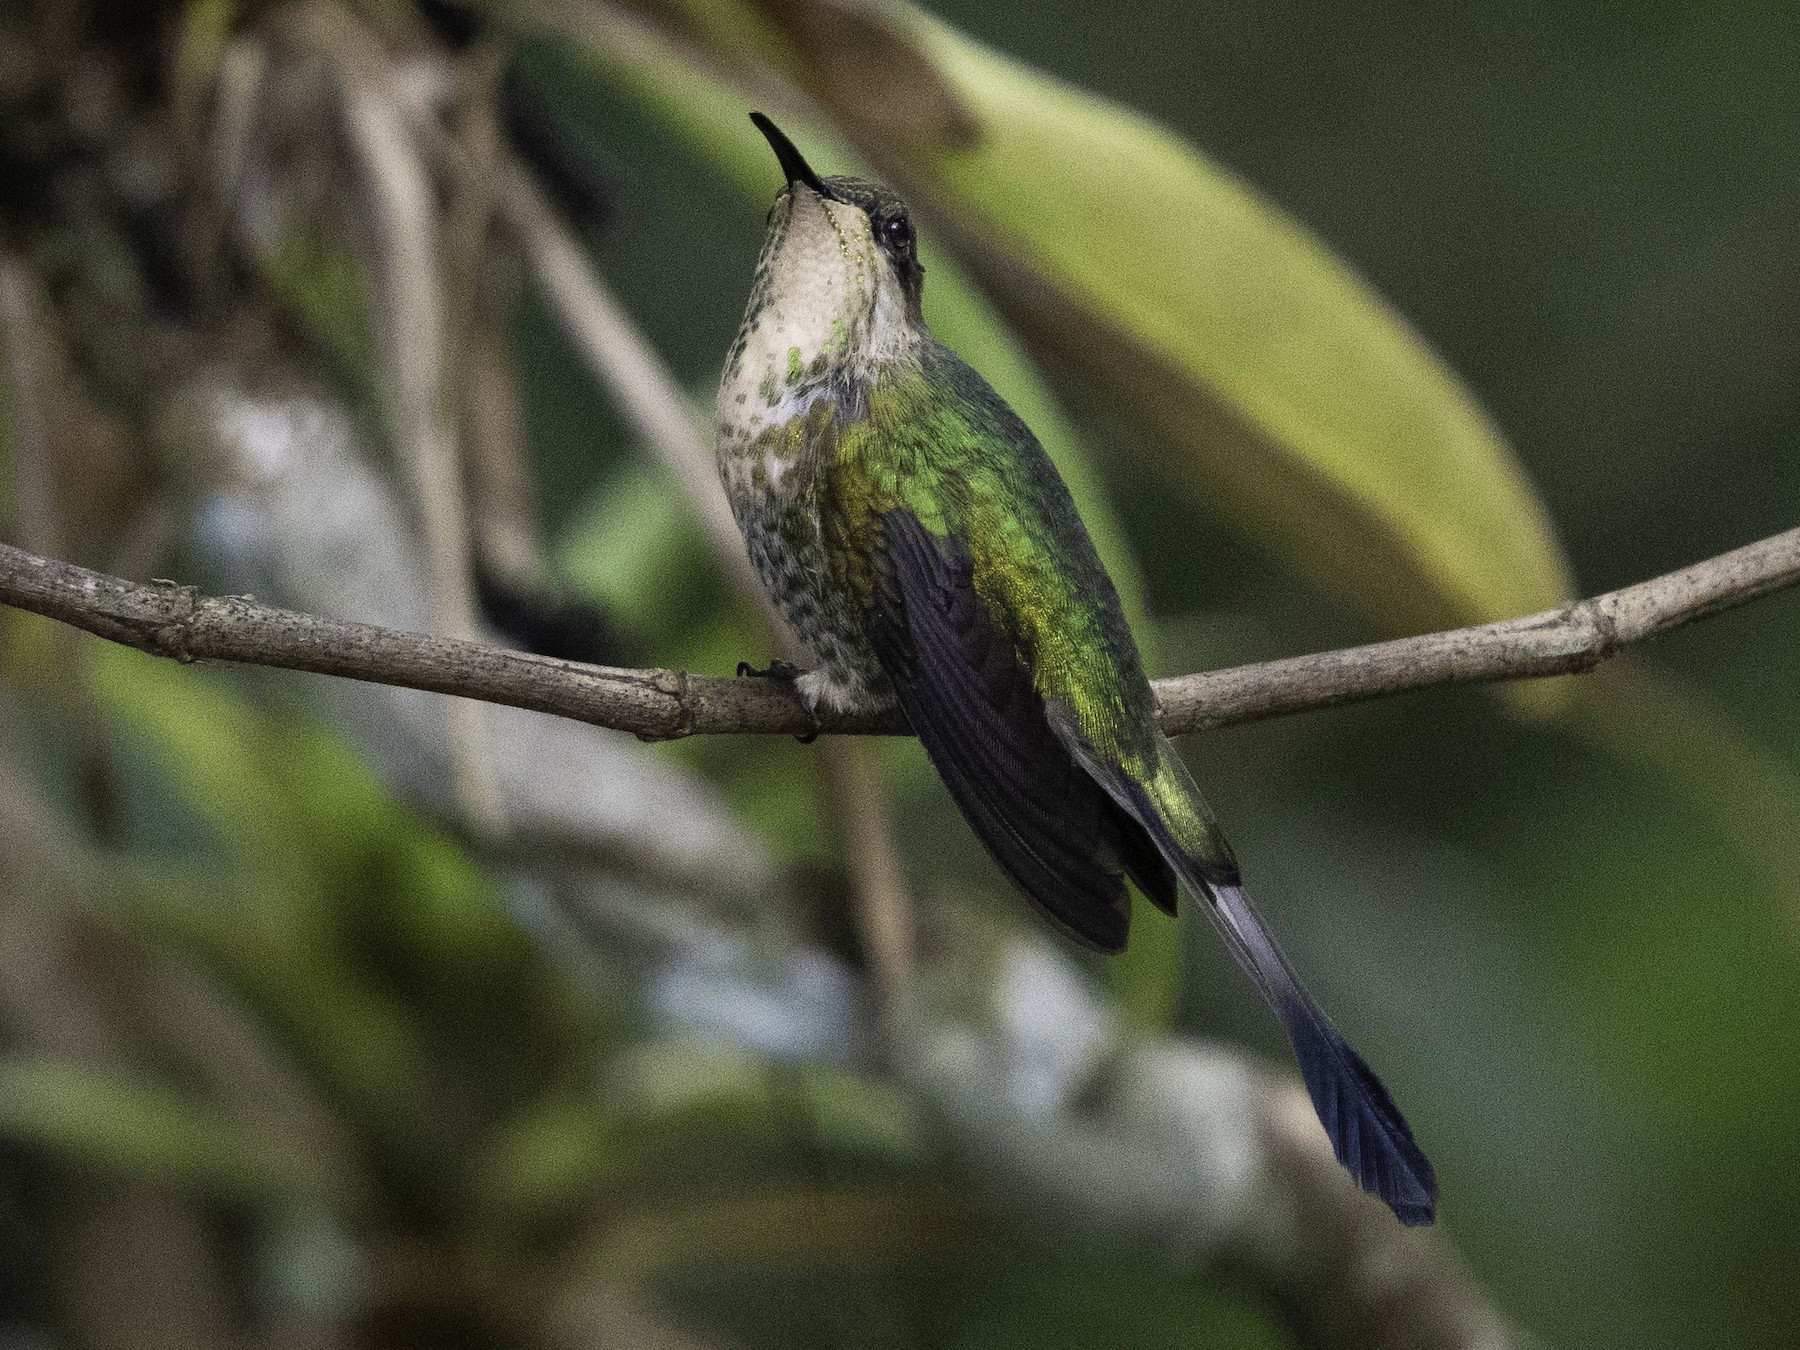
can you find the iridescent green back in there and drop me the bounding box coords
[828,345,1150,759]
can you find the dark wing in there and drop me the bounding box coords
[865,510,1175,951]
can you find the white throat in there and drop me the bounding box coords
[715,188,917,444]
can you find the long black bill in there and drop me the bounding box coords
[749,112,828,197]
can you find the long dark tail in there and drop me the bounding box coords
[1191,871,1436,1224]
[1107,750,1437,1225]
[1146,823,1436,1223]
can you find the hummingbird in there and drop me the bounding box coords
[717,112,1436,1226]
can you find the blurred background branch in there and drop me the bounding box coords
[278,0,510,835]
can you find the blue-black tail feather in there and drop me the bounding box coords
[1129,791,1437,1225]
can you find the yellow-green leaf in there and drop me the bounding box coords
[671,0,1574,665]
[0,1059,318,1203]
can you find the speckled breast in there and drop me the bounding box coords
[715,393,888,704]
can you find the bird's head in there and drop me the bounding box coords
[740,113,926,378]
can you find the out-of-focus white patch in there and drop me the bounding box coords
[893,935,1265,1260]
[645,935,862,1063]
[192,383,775,897]
[207,383,314,483]
[993,938,1115,1114]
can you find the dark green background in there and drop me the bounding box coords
[533,6,1800,1345]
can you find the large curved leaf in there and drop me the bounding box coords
[656,0,1574,655]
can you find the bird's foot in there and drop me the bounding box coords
[735,659,824,743]
[736,658,808,683]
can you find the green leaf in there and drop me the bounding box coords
[581,1185,976,1288]
[262,220,380,406]
[651,0,1573,664]
[555,461,716,642]
[81,643,532,1143]
[0,1059,318,1203]
[85,641,509,963]
[472,1092,621,1230]
[792,1065,927,1165]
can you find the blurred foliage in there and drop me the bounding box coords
[1,0,1798,1348]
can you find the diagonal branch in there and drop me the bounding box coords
[0,527,1796,740]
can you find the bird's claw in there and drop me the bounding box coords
[735,659,823,743]
[735,658,807,682]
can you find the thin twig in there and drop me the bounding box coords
[441,51,541,585]
[2,526,1795,741]
[818,738,915,1004]
[1151,524,1800,731]
[496,159,768,611]
[287,1,506,834]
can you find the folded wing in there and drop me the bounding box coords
[865,509,1175,951]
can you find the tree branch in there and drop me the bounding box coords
[1,527,1796,740]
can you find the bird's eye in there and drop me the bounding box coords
[882,214,914,252]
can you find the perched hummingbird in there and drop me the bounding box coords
[717,112,1436,1226]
